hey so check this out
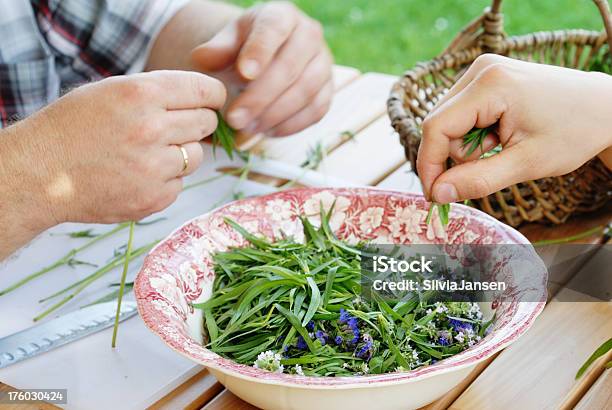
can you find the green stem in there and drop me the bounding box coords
[38,246,134,303]
[183,167,244,191]
[2,165,248,298]
[112,222,135,348]
[0,222,130,297]
[532,225,606,246]
[33,240,157,322]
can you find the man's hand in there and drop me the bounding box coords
[191,1,333,136]
[417,54,612,204]
[0,71,225,258]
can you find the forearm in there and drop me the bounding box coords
[0,124,55,260]
[145,0,243,71]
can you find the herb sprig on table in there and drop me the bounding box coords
[196,208,491,376]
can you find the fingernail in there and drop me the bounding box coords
[433,183,458,203]
[240,59,260,79]
[243,120,259,134]
[227,108,250,129]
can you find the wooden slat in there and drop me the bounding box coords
[252,73,398,165]
[574,367,612,410]
[450,244,612,410]
[234,64,361,152]
[331,65,361,91]
[419,355,499,410]
[375,162,423,193]
[148,369,222,410]
[421,227,610,409]
[317,115,406,186]
[203,389,258,410]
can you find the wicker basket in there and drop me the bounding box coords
[388,0,612,227]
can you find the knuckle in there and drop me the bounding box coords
[313,100,329,121]
[299,79,318,99]
[421,116,438,137]
[469,174,494,198]
[284,59,302,83]
[201,108,218,136]
[472,53,504,70]
[117,78,156,102]
[151,188,180,213]
[307,19,324,40]
[130,190,155,217]
[272,1,298,14]
[478,63,510,84]
[191,75,209,103]
[132,119,164,143]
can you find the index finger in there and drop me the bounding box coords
[149,70,227,110]
[237,3,298,80]
[417,76,506,199]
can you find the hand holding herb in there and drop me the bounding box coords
[0,71,227,261]
[418,54,612,206]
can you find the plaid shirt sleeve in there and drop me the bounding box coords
[0,0,190,127]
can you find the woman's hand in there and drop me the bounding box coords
[191,1,333,136]
[1,70,225,247]
[417,54,612,204]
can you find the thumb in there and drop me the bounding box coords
[191,22,244,73]
[431,143,539,203]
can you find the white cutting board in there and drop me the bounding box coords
[0,147,278,410]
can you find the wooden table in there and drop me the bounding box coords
[2,65,610,410]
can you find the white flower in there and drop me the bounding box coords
[358,207,384,233]
[454,331,465,343]
[434,302,448,314]
[302,191,351,230]
[468,303,483,320]
[294,364,304,376]
[265,199,293,221]
[253,350,284,373]
[359,363,369,374]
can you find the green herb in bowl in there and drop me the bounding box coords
[195,209,493,377]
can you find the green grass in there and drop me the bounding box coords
[231,0,602,74]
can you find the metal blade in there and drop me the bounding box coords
[0,301,138,369]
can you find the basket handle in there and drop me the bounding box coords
[481,0,504,53]
[593,0,612,52]
[490,0,612,52]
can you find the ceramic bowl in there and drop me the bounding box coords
[135,188,547,410]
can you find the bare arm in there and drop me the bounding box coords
[0,124,56,259]
[145,0,243,71]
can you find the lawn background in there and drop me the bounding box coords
[230,0,603,74]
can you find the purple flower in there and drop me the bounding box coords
[437,330,452,346]
[296,335,308,350]
[339,309,351,324]
[347,317,359,331]
[449,319,473,332]
[306,320,315,331]
[350,327,360,345]
[355,334,374,361]
[335,335,343,345]
[315,330,328,345]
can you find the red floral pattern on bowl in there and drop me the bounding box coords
[135,188,547,388]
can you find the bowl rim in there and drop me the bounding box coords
[135,187,547,389]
